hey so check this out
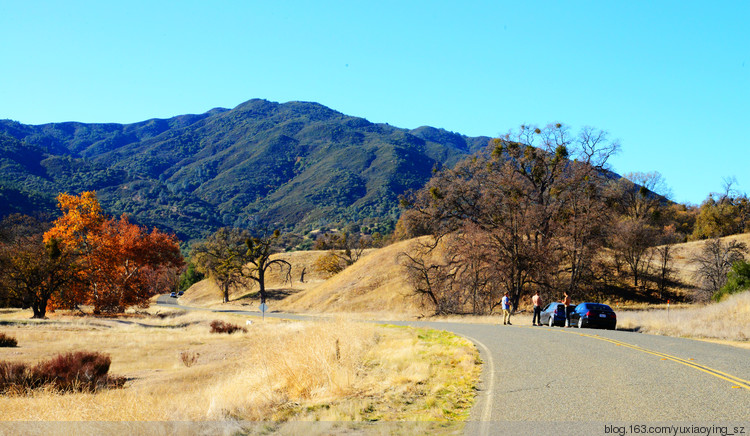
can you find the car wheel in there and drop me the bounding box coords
[549,316,554,327]
[578,317,584,329]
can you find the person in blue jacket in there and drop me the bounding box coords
[502,292,512,325]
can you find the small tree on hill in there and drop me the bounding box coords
[244,230,292,305]
[192,228,251,303]
[192,228,291,304]
[611,171,671,221]
[691,180,750,240]
[314,231,369,266]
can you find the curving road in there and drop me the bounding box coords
[406,322,750,436]
[157,297,750,435]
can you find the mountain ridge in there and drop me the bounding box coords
[0,99,491,243]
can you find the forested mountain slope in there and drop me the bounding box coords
[0,99,490,241]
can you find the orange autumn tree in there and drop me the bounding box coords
[44,192,184,314]
[43,192,104,309]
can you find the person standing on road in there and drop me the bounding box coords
[502,292,512,325]
[532,291,542,326]
[562,292,572,327]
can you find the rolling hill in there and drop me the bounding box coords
[0,99,490,242]
[180,233,750,320]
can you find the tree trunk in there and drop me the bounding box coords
[31,301,46,319]
[259,268,267,304]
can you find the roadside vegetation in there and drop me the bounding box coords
[0,308,479,430]
[616,290,750,343]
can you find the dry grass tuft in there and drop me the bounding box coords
[203,318,380,421]
[178,351,199,367]
[617,291,750,342]
[0,332,18,347]
[208,319,247,334]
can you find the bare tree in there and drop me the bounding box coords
[609,218,659,289]
[399,241,458,315]
[611,171,671,221]
[653,225,680,300]
[690,238,748,298]
[243,230,292,305]
[557,162,611,295]
[401,123,619,311]
[446,228,504,314]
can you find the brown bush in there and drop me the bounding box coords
[209,320,247,334]
[179,350,199,367]
[0,333,18,347]
[0,362,31,394]
[0,351,125,394]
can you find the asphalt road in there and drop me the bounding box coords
[405,321,750,436]
[157,297,750,435]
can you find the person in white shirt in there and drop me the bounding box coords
[501,292,512,325]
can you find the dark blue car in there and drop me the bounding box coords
[539,303,568,327]
[569,302,616,329]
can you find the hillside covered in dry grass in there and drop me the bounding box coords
[183,233,750,320]
[181,238,432,318]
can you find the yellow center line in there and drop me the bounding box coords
[522,326,750,390]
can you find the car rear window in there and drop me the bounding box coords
[586,303,613,312]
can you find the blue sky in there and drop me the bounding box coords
[1,1,748,205]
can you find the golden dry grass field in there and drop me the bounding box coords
[0,307,479,434]
[616,291,750,345]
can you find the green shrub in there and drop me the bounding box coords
[714,260,750,302]
[178,263,204,292]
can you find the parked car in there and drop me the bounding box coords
[177,291,184,296]
[170,292,177,298]
[539,303,568,327]
[569,302,616,329]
